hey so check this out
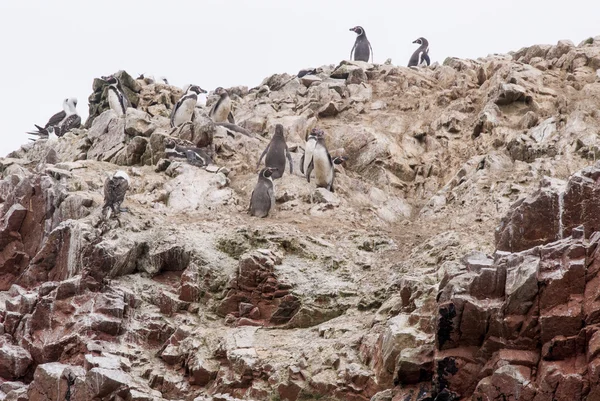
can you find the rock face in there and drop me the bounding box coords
[2,38,600,400]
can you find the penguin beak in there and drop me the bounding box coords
[412,39,420,44]
[349,28,354,32]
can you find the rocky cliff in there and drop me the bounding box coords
[1,35,600,401]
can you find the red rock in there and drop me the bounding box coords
[277,380,303,401]
[540,300,583,344]
[0,338,32,380]
[179,264,200,302]
[473,365,535,401]
[26,363,72,401]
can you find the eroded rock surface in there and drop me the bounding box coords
[2,37,600,400]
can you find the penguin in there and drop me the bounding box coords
[102,75,130,116]
[209,87,235,124]
[300,128,320,176]
[164,139,213,167]
[349,26,373,63]
[170,85,207,128]
[26,97,81,139]
[248,167,277,218]
[256,124,293,179]
[305,129,347,192]
[102,170,130,223]
[408,37,430,67]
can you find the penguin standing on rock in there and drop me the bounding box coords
[408,37,430,67]
[170,85,207,127]
[249,167,277,218]
[349,26,373,63]
[305,129,347,192]
[300,128,319,176]
[209,87,235,123]
[102,170,130,224]
[102,76,130,116]
[256,124,293,179]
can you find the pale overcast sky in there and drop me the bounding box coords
[0,0,598,156]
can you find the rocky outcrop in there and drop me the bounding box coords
[2,36,600,400]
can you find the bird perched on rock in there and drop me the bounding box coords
[304,129,347,192]
[300,128,320,177]
[26,98,81,139]
[102,170,130,223]
[164,139,213,167]
[209,87,235,123]
[170,85,207,128]
[349,26,373,63]
[408,37,430,67]
[102,75,130,116]
[256,124,293,179]
[249,167,277,218]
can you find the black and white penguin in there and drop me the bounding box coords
[408,37,430,67]
[248,167,277,218]
[102,75,130,116]
[209,87,235,123]
[256,124,293,179]
[164,139,213,167]
[349,26,373,63]
[102,170,130,221]
[170,85,207,128]
[299,128,320,176]
[305,129,347,192]
[26,97,81,139]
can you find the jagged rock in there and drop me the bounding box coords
[0,339,32,380]
[4,41,600,401]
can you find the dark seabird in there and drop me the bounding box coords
[26,97,81,139]
[408,37,431,67]
[349,26,373,62]
[102,170,130,222]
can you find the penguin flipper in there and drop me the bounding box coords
[227,112,235,124]
[299,154,305,175]
[306,159,314,183]
[369,42,374,63]
[169,101,179,128]
[423,53,431,66]
[285,148,293,174]
[257,145,269,169]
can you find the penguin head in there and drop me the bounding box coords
[274,124,284,138]
[313,128,325,139]
[101,75,119,85]
[67,97,78,110]
[215,87,228,97]
[350,26,365,36]
[113,170,131,186]
[188,85,207,95]
[164,138,176,149]
[333,156,349,165]
[412,37,429,47]
[261,167,278,179]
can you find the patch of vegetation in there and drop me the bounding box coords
[584,37,594,45]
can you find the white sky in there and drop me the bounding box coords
[1,0,598,157]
